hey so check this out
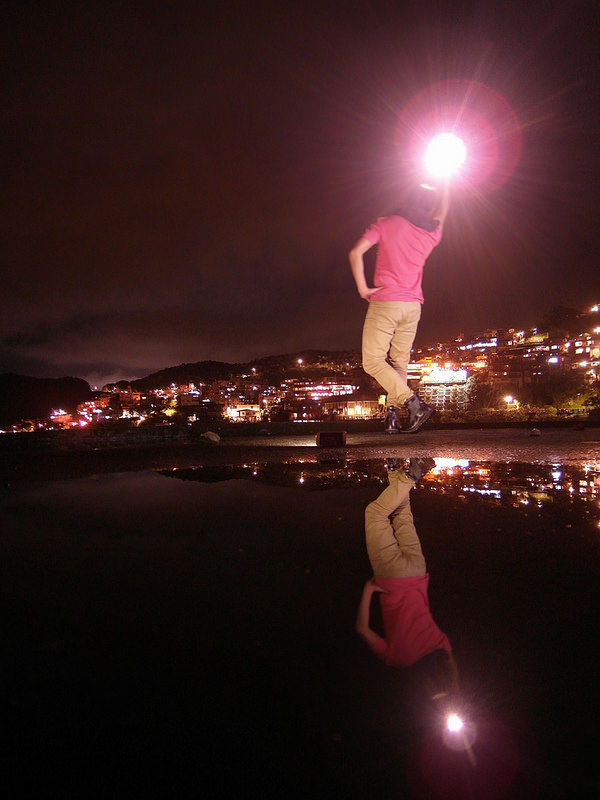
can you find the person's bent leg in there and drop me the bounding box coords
[388,302,434,433]
[365,471,425,578]
[362,302,410,407]
[387,301,421,405]
[389,473,426,576]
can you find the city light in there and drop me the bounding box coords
[4,296,600,435]
[425,133,466,178]
[433,458,470,469]
[423,367,467,384]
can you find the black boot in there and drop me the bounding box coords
[403,394,434,433]
[406,457,436,483]
[384,406,400,434]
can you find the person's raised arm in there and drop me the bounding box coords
[355,577,387,648]
[349,237,381,301]
[434,182,450,228]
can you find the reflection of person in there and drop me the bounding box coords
[356,458,457,699]
[348,183,450,434]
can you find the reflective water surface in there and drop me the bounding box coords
[2,439,600,798]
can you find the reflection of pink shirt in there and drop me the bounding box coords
[369,574,451,667]
[363,216,443,303]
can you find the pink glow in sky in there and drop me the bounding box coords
[396,79,522,192]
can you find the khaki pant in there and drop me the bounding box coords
[361,300,421,407]
[365,470,426,579]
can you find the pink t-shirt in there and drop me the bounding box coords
[363,215,443,303]
[368,574,451,667]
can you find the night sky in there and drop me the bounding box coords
[3,0,599,387]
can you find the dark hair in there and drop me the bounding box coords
[405,648,457,704]
[394,184,440,232]
[391,649,458,730]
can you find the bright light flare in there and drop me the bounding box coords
[425,133,466,178]
[447,713,464,733]
[396,80,522,191]
[442,710,478,757]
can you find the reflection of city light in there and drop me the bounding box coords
[434,458,470,469]
[160,460,600,532]
[423,367,467,384]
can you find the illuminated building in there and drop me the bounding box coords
[226,404,262,422]
[119,390,143,409]
[406,364,468,411]
[418,368,468,410]
[282,378,359,402]
[77,395,111,423]
[49,409,74,428]
[322,390,382,418]
[178,392,203,407]
[488,329,554,388]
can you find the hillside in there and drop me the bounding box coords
[131,350,361,389]
[0,374,92,427]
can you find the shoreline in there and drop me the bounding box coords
[2,422,599,484]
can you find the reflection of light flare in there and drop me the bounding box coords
[442,713,478,765]
[434,458,470,469]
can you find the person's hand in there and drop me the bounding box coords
[367,577,388,593]
[359,286,382,301]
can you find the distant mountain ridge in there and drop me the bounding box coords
[130,350,361,390]
[130,360,244,391]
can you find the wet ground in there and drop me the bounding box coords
[2,429,600,798]
[3,426,600,484]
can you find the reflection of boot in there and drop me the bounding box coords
[384,406,400,434]
[406,457,436,483]
[404,394,434,433]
